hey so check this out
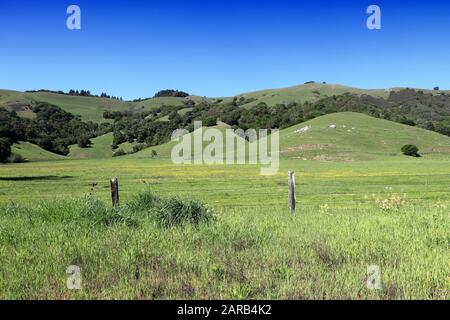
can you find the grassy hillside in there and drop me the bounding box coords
[0,90,35,118]
[0,90,205,123]
[235,83,393,108]
[68,133,138,160]
[127,123,246,160]
[3,84,450,123]
[25,92,135,123]
[11,142,66,162]
[69,133,115,159]
[235,83,450,108]
[9,112,450,162]
[130,112,450,161]
[280,112,450,161]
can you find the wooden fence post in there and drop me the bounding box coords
[288,171,296,213]
[110,177,119,207]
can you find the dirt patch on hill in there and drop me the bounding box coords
[282,144,334,153]
[10,103,33,112]
[428,147,450,153]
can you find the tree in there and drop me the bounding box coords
[401,144,420,157]
[77,135,92,148]
[154,89,190,98]
[113,149,126,157]
[113,130,126,146]
[0,138,12,163]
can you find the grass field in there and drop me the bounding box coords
[1,113,449,300]
[0,157,449,299]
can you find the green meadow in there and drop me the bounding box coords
[0,112,449,299]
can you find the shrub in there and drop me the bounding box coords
[154,196,214,228]
[132,143,147,153]
[7,153,26,163]
[0,138,12,163]
[150,150,158,158]
[77,135,92,148]
[125,192,214,228]
[401,144,420,157]
[126,192,161,213]
[113,149,126,157]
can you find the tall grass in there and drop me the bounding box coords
[0,194,448,299]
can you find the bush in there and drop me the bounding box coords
[113,149,126,157]
[126,192,214,228]
[77,135,92,148]
[401,144,420,157]
[0,138,12,163]
[7,153,26,163]
[152,196,214,228]
[150,150,158,158]
[126,192,161,213]
[132,143,147,153]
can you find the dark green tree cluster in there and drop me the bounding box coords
[0,103,107,156]
[153,89,190,98]
[25,89,123,100]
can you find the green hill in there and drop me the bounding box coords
[8,112,450,162]
[0,90,207,123]
[11,142,67,162]
[235,83,389,108]
[68,133,138,160]
[2,84,449,124]
[235,83,450,108]
[129,112,450,161]
[280,112,450,161]
[127,123,243,160]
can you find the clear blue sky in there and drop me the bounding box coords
[0,0,449,100]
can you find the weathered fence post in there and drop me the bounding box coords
[110,177,119,207]
[288,171,296,213]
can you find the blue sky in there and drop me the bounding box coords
[0,0,449,100]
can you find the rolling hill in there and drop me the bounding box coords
[68,132,138,160]
[8,112,450,162]
[11,142,67,162]
[279,112,450,161]
[3,83,448,124]
[234,82,450,109]
[129,112,450,161]
[0,90,210,123]
[235,83,390,108]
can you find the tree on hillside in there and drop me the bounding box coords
[77,135,92,148]
[168,110,183,126]
[154,89,190,98]
[0,138,12,163]
[401,144,420,157]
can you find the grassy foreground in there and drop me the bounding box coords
[0,194,448,299]
[0,156,449,300]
